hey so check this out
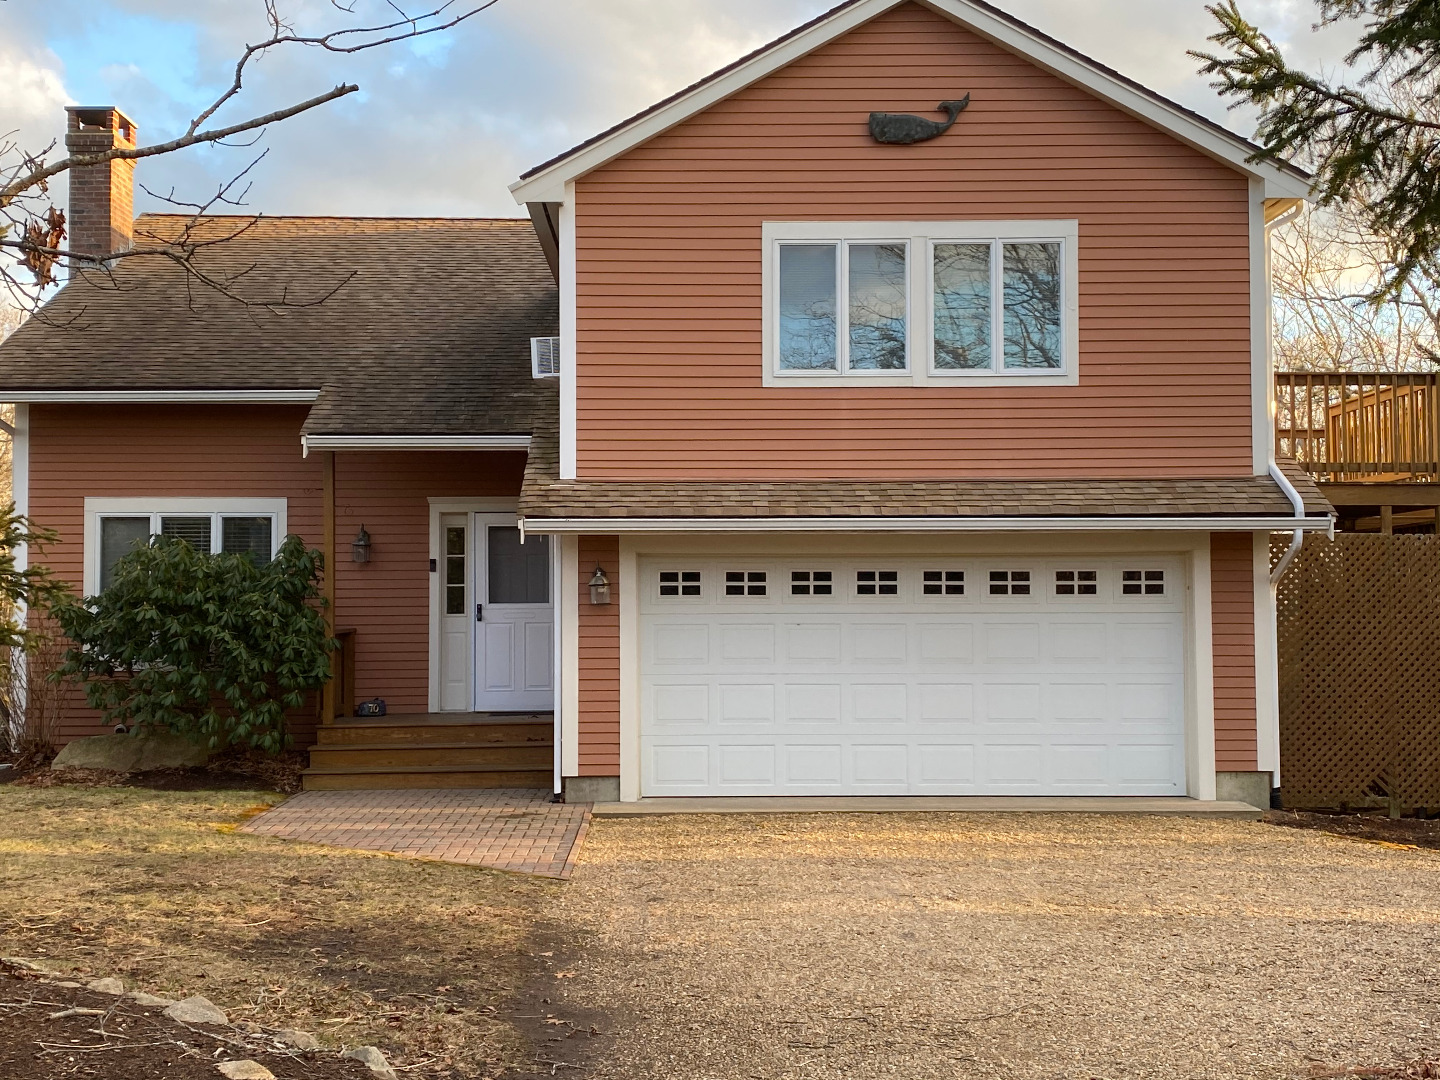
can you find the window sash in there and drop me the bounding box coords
[776,239,911,374]
[95,511,278,592]
[930,238,1064,376]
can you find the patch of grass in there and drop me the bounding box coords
[0,785,556,1078]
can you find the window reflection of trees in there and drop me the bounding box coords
[778,244,838,370]
[934,243,992,369]
[848,243,908,369]
[1002,242,1061,369]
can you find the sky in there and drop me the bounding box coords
[0,0,1364,222]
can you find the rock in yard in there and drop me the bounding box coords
[1,957,61,975]
[163,996,229,1026]
[273,1028,320,1050]
[344,1046,399,1079]
[130,991,177,1008]
[216,1063,274,1080]
[52,730,210,772]
[87,977,125,995]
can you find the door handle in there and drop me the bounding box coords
[475,603,483,622]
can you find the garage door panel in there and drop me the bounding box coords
[639,556,1187,797]
[718,683,776,726]
[852,684,907,723]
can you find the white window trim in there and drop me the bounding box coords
[83,497,288,596]
[762,220,1080,388]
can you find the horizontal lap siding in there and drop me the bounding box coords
[577,535,620,774]
[28,405,324,745]
[27,406,527,745]
[333,451,526,713]
[574,2,1253,479]
[1211,532,1258,770]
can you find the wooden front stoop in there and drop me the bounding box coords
[302,713,554,791]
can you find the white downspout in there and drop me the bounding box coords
[1268,461,1307,586]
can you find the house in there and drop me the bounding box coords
[0,0,1334,806]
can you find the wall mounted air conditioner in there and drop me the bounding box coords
[531,336,561,378]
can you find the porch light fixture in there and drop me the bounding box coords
[588,564,611,605]
[351,525,372,563]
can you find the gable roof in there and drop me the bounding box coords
[0,215,558,437]
[510,0,1312,204]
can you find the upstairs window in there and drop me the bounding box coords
[765,221,1076,387]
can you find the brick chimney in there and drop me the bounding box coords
[64,105,137,262]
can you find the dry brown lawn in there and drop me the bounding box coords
[0,784,558,1078]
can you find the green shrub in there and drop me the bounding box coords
[52,535,334,752]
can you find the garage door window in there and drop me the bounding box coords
[1055,570,1098,596]
[1122,570,1166,595]
[989,570,1031,595]
[791,570,833,596]
[856,570,899,596]
[725,571,767,597]
[658,571,702,598]
[922,570,965,596]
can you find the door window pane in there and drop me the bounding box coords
[778,243,838,370]
[1002,242,1062,369]
[934,242,992,369]
[160,515,212,551]
[847,242,907,370]
[487,527,550,605]
[221,516,272,562]
[100,516,151,592]
[445,526,466,615]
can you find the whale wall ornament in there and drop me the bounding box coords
[868,94,971,144]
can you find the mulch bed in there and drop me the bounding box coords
[7,746,307,794]
[1264,808,1440,852]
[0,970,373,1080]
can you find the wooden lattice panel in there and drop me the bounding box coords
[1275,534,1440,810]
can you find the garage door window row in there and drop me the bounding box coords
[660,567,1167,600]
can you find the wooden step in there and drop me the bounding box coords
[302,764,552,791]
[308,742,553,770]
[316,721,553,746]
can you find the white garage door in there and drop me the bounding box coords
[639,555,1187,797]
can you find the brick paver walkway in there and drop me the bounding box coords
[240,789,591,879]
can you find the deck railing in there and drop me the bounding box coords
[1275,372,1440,483]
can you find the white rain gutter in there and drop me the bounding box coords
[522,514,1332,535]
[300,434,532,457]
[1264,197,1315,587]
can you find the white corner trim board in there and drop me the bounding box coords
[301,434,531,456]
[509,0,1311,203]
[522,514,1333,535]
[4,389,322,404]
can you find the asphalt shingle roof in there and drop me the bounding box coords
[520,425,1333,521]
[0,215,559,436]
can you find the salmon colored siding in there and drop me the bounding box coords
[576,535,620,774]
[574,2,1254,479]
[26,405,525,744]
[332,450,526,712]
[1210,532,1258,770]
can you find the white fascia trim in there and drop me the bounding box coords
[523,515,1332,534]
[509,0,1312,204]
[4,389,322,404]
[302,434,531,456]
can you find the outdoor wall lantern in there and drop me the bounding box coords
[588,564,611,605]
[351,525,372,563]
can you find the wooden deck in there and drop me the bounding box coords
[303,712,555,791]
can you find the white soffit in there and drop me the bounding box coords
[2,389,322,403]
[300,433,532,456]
[509,0,1312,204]
[520,515,1333,534]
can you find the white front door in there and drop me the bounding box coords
[474,515,554,712]
[638,554,1188,797]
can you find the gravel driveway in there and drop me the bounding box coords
[540,813,1440,1080]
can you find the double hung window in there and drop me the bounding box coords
[86,499,286,594]
[765,220,1076,386]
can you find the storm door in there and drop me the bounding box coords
[473,515,554,712]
